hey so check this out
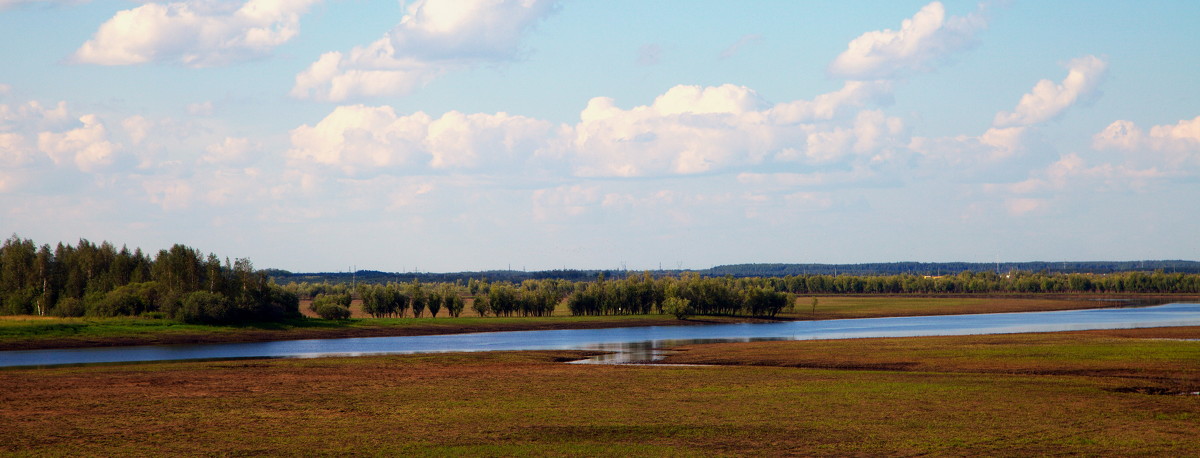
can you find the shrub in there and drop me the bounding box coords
[52,297,85,317]
[313,303,351,320]
[2,288,35,315]
[87,282,158,317]
[663,297,692,320]
[176,291,235,324]
[471,295,489,317]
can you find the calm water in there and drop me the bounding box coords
[3,303,1199,368]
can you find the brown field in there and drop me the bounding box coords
[1,327,1197,455]
[660,326,1200,387]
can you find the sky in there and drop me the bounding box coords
[1,0,1198,273]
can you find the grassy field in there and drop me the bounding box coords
[0,296,1125,351]
[1,327,1197,455]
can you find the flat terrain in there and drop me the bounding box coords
[0,296,1140,351]
[2,327,1196,455]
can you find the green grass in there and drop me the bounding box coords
[0,315,228,339]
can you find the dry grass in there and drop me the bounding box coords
[2,328,1198,455]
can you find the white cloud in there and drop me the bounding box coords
[142,176,194,210]
[1093,116,1200,167]
[1004,197,1046,216]
[1,98,126,178]
[910,56,1107,169]
[0,132,35,167]
[828,1,988,80]
[73,0,320,67]
[426,111,555,169]
[996,153,1166,199]
[769,81,894,123]
[287,104,554,175]
[909,126,1028,165]
[0,100,70,127]
[36,114,118,172]
[291,0,559,101]
[571,84,904,177]
[203,136,257,165]
[122,115,151,146]
[288,105,431,173]
[993,55,1107,127]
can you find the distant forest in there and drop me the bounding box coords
[269,260,1200,285]
[5,234,1200,323]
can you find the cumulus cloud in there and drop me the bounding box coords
[1093,116,1200,167]
[909,126,1028,165]
[911,55,1107,168]
[1,97,134,175]
[73,0,320,67]
[36,114,119,172]
[993,55,1107,127]
[291,0,559,101]
[0,100,70,127]
[768,80,894,124]
[828,1,988,80]
[1,100,72,167]
[571,84,904,176]
[287,104,554,175]
[290,79,906,180]
[121,115,151,146]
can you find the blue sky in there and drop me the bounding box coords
[1,0,1198,272]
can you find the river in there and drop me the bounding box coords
[2,303,1199,368]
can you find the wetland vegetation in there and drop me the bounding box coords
[1,327,1196,455]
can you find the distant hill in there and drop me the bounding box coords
[266,260,1200,285]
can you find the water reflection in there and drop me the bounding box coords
[569,338,787,364]
[3,303,1200,368]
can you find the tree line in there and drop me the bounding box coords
[279,268,1200,321]
[0,235,299,323]
[761,270,1200,294]
[7,234,1199,324]
[267,260,1200,286]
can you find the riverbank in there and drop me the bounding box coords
[2,326,1196,455]
[0,296,1188,352]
